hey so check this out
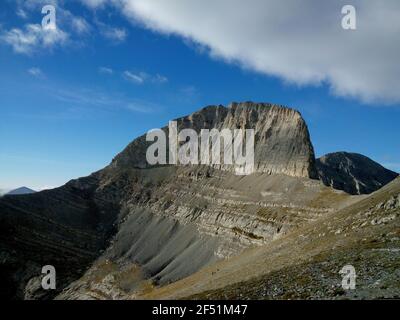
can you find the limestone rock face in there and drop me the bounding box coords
[111,102,318,179]
[316,152,398,195]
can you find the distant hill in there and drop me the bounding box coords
[316,152,398,195]
[6,187,37,196]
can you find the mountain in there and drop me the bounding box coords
[6,187,36,196]
[0,102,397,300]
[316,152,398,195]
[111,102,318,178]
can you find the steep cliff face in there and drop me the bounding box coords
[317,152,398,195]
[111,102,318,179]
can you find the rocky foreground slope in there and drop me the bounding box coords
[0,102,397,300]
[145,177,400,300]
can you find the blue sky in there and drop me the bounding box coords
[0,0,399,191]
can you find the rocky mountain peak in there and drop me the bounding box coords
[111,102,318,179]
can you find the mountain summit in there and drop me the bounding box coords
[111,102,318,179]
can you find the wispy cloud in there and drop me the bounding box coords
[16,8,28,19]
[3,1,93,54]
[80,0,107,9]
[98,66,114,75]
[49,86,158,114]
[152,73,168,84]
[123,71,145,84]
[5,1,125,53]
[123,71,168,85]
[1,24,68,54]
[70,16,91,35]
[16,0,58,9]
[101,26,127,43]
[27,67,45,78]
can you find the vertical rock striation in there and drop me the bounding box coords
[111,102,318,179]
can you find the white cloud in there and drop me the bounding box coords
[99,66,114,74]
[1,24,68,54]
[80,0,108,8]
[70,16,91,35]
[6,1,119,52]
[17,0,58,10]
[123,71,144,84]
[49,86,156,113]
[104,0,400,105]
[28,67,45,78]
[4,1,90,54]
[16,8,28,19]
[123,70,168,84]
[153,73,168,84]
[101,26,128,42]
